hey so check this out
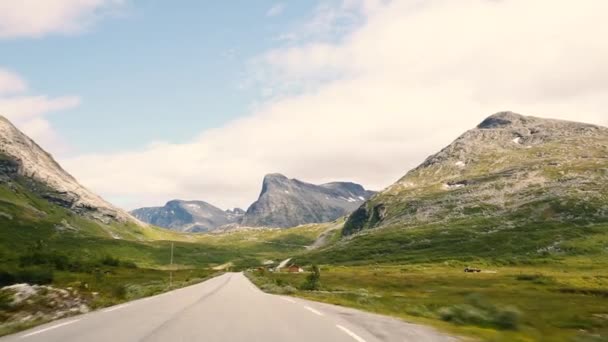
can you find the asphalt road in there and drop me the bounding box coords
[1,273,456,342]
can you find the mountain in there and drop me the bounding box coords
[0,116,140,225]
[240,173,375,228]
[131,200,245,232]
[343,111,608,235]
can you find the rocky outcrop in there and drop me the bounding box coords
[0,116,141,225]
[0,284,90,329]
[344,111,608,235]
[131,200,244,232]
[240,173,375,228]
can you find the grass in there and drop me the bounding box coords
[247,217,608,341]
[0,265,219,337]
[0,179,329,336]
[248,262,608,341]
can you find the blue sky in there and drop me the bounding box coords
[1,1,606,210]
[1,1,320,153]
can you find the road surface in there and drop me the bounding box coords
[1,273,456,342]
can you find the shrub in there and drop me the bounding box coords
[0,270,16,287]
[111,284,127,299]
[300,265,321,291]
[494,306,522,330]
[438,293,521,330]
[101,256,120,267]
[282,285,297,295]
[14,268,54,285]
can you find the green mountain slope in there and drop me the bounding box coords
[301,112,608,264]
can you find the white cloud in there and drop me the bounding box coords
[0,0,124,38]
[62,0,608,211]
[266,3,286,17]
[0,68,80,154]
[0,69,28,95]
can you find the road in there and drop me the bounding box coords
[1,273,456,342]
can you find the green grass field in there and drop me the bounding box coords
[248,261,608,341]
[245,217,608,341]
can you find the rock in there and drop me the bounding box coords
[0,116,143,226]
[240,173,375,228]
[0,283,90,327]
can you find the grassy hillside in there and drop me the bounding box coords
[250,115,608,341]
[344,113,608,235]
[0,178,329,336]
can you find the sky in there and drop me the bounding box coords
[0,0,607,211]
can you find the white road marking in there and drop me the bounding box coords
[102,303,130,313]
[281,297,296,303]
[304,306,324,316]
[336,325,367,342]
[21,319,80,338]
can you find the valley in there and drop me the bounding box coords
[0,112,607,341]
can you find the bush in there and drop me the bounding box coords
[111,284,127,299]
[438,293,521,330]
[494,306,522,330]
[0,270,16,287]
[300,265,321,291]
[14,268,54,285]
[282,285,297,295]
[101,256,120,267]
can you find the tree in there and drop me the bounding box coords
[301,265,321,291]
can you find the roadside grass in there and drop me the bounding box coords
[0,266,220,337]
[247,262,608,341]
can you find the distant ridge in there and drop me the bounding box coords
[240,173,375,228]
[131,200,244,232]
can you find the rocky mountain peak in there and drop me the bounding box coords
[0,115,141,225]
[131,200,244,232]
[261,173,290,192]
[477,111,531,129]
[241,174,375,228]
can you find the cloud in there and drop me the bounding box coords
[0,69,28,95]
[0,68,80,154]
[62,0,608,211]
[0,0,124,39]
[266,3,286,17]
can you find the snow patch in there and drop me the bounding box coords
[284,190,290,194]
[358,196,365,201]
[512,137,522,144]
[455,161,465,168]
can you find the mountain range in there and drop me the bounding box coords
[131,200,245,233]
[131,173,375,231]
